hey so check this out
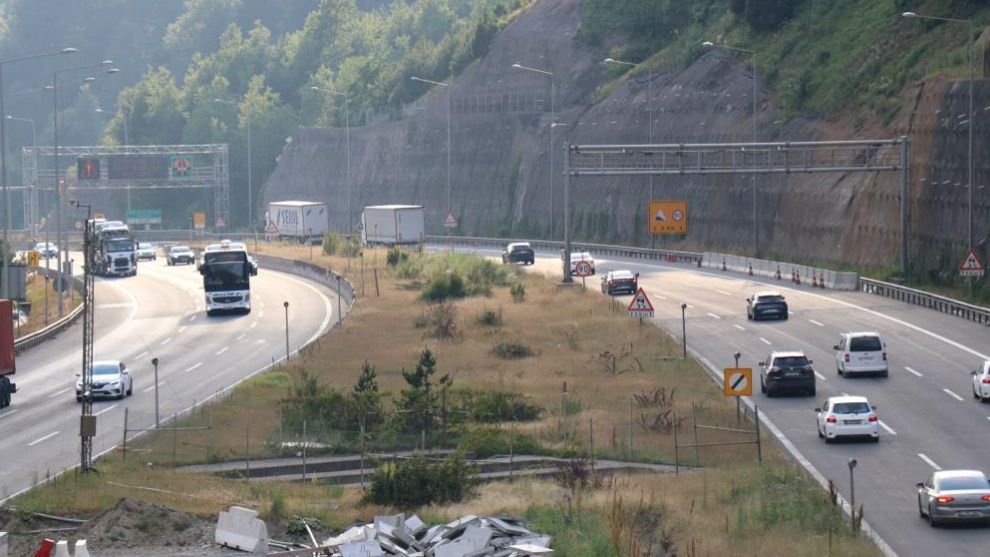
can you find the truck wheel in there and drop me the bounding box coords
[0,376,9,408]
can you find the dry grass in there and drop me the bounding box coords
[17,270,74,337]
[7,242,882,556]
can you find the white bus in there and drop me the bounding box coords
[198,240,257,316]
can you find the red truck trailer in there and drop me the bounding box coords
[0,299,16,408]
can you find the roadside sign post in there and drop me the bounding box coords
[627,287,654,321]
[444,213,457,253]
[573,260,593,288]
[733,352,742,422]
[959,247,984,278]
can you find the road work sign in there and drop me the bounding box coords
[723,368,753,396]
[959,248,984,277]
[444,213,458,229]
[627,287,655,318]
[649,200,687,235]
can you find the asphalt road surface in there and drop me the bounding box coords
[458,244,990,557]
[0,253,338,502]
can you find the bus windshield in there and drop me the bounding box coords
[202,252,249,292]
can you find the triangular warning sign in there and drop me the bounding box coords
[627,287,655,318]
[265,220,279,235]
[444,213,458,228]
[654,209,667,222]
[960,248,984,275]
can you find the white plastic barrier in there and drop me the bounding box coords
[0,531,7,557]
[701,252,859,291]
[53,540,71,557]
[73,540,91,557]
[215,506,268,554]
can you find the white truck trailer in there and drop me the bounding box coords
[267,201,329,244]
[361,205,425,246]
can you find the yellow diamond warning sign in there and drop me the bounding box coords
[649,200,687,235]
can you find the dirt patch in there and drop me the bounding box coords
[2,498,239,557]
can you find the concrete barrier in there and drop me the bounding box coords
[0,531,7,557]
[700,252,859,291]
[73,541,90,557]
[52,541,70,557]
[215,506,268,554]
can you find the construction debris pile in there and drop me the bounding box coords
[320,513,553,556]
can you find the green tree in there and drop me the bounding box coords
[395,347,452,433]
[350,360,383,431]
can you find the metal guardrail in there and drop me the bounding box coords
[252,254,356,308]
[858,277,990,326]
[14,270,85,352]
[424,235,704,266]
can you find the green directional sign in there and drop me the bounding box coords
[127,209,162,225]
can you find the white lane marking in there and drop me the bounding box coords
[918,453,942,470]
[788,311,795,316]
[96,303,135,309]
[943,388,964,401]
[814,371,826,381]
[95,404,118,417]
[178,326,187,333]
[733,324,746,331]
[651,292,667,300]
[809,319,825,327]
[236,333,247,341]
[685,304,695,309]
[905,366,923,377]
[249,321,258,329]
[716,290,732,296]
[258,311,264,318]
[160,337,172,346]
[135,351,148,359]
[184,363,202,373]
[707,312,721,320]
[48,387,71,398]
[27,431,60,447]
[215,347,229,356]
[143,382,164,393]
[759,337,772,345]
[0,409,19,419]
[189,315,197,322]
[878,420,897,435]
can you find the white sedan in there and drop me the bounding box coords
[972,360,990,402]
[815,395,879,443]
[75,360,133,402]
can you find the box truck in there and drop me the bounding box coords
[0,299,17,409]
[361,205,425,246]
[267,201,330,244]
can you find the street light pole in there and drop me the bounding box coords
[310,86,352,239]
[848,458,858,528]
[681,303,688,359]
[0,47,77,300]
[283,301,290,362]
[512,63,556,240]
[605,57,654,247]
[902,11,975,251]
[410,77,452,221]
[704,42,758,256]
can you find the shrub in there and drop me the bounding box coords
[426,301,459,339]
[420,271,466,302]
[387,247,409,266]
[510,282,526,302]
[458,389,543,422]
[459,426,542,458]
[365,452,476,508]
[491,341,534,359]
[269,488,286,520]
[322,233,359,257]
[477,307,503,326]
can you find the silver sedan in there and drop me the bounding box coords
[917,470,990,526]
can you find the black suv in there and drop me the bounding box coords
[502,242,535,265]
[759,351,816,396]
[746,291,788,321]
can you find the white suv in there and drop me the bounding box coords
[833,331,887,377]
[972,360,990,402]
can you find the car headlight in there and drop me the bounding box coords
[75,380,82,389]
[109,380,121,387]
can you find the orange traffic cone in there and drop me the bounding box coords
[748,263,754,276]
[33,539,55,557]
[775,266,782,280]
[819,274,826,288]
[722,258,727,271]
[812,273,819,288]
[795,270,801,285]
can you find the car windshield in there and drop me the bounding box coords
[849,336,882,351]
[91,363,121,377]
[939,476,989,491]
[611,271,635,279]
[757,295,785,303]
[832,402,871,414]
[105,239,134,252]
[139,243,152,249]
[172,248,191,255]
[774,356,809,367]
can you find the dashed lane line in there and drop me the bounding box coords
[878,420,897,435]
[0,409,19,419]
[184,363,202,373]
[95,404,118,417]
[809,319,825,327]
[236,333,247,341]
[707,313,721,320]
[943,388,964,401]
[716,290,732,296]
[814,371,826,381]
[178,326,187,333]
[905,367,923,377]
[143,382,164,393]
[27,431,59,447]
[733,324,746,331]
[918,453,941,470]
[160,337,172,346]
[216,347,229,356]
[48,388,70,398]
[759,337,772,345]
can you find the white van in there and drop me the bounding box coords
[833,331,887,377]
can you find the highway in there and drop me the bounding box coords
[458,244,990,557]
[0,253,338,502]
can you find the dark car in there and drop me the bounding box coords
[759,351,816,396]
[502,242,534,265]
[167,245,195,266]
[747,291,789,321]
[601,270,639,295]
